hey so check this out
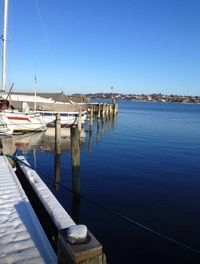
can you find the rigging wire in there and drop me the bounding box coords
[33,0,58,74]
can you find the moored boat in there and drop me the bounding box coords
[0,100,47,132]
[40,110,88,127]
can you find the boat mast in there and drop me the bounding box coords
[1,0,9,93]
[34,76,37,112]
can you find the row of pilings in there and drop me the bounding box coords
[54,101,119,198]
[87,101,118,122]
[54,111,107,263]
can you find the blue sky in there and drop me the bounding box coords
[1,0,200,95]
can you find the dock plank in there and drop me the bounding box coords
[0,155,56,264]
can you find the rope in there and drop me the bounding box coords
[2,152,200,256]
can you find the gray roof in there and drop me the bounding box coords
[13,92,87,103]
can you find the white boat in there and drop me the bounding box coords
[2,109,47,132]
[40,110,88,127]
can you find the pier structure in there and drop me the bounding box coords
[87,102,118,121]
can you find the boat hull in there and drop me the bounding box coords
[2,111,47,132]
[38,111,88,127]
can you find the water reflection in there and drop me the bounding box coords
[96,119,100,145]
[71,195,80,224]
[87,114,118,151]
[54,153,61,192]
[88,125,92,152]
[0,117,117,225]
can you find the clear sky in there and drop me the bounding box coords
[1,0,200,95]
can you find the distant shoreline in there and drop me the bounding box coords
[89,98,200,105]
[80,93,200,104]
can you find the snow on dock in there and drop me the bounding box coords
[0,155,56,264]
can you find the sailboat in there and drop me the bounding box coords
[0,0,47,134]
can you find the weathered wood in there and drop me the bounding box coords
[55,113,61,154]
[78,110,82,132]
[109,104,112,116]
[101,104,105,118]
[105,104,108,116]
[71,126,80,198]
[113,103,118,116]
[57,230,105,264]
[97,104,101,119]
[90,107,93,126]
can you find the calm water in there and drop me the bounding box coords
[17,101,200,263]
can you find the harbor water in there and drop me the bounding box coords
[9,101,200,263]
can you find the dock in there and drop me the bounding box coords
[0,155,56,263]
[0,153,106,263]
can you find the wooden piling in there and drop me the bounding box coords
[97,104,101,119]
[101,104,105,118]
[114,103,118,116]
[55,113,61,154]
[96,119,100,144]
[71,126,80,198]
[90,107,93,126]
[58,230,107,264]
[78,110,82,132]
[109,104,113,116]
[105,104,109,117]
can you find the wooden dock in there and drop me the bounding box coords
[87,102,118,118]
[0,155,56,263]
[0,153,106,263]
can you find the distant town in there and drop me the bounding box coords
[74,93,200,104]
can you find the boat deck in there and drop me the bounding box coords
[0,155,56,263]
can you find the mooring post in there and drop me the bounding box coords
[58,230,107,264]
[105,104,108,117]
[101,103,105,118]
[90,107,93,126]
[115,103,118,115]
[97,104,101,119]
[78,110,82,132]
[96,118,100,144]
[109,104,113,116]
[55,113,61,154]
[71,126,80,198]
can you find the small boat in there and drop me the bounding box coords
[0,100,47,133]
[40,110,88,127]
